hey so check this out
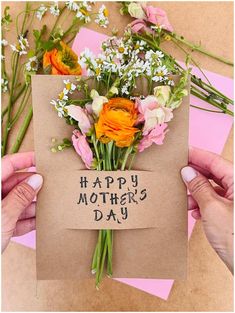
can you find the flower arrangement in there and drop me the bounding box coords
[50,34,189,286]
[1,1,233,159]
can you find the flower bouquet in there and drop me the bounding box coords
[49,35,189,287]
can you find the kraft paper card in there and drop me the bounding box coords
[32,75,189,280]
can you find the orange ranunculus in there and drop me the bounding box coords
[95,97,139,147]
[43,41,82,75]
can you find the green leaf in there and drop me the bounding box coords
[63,138,72,145]
[27,50,35,58]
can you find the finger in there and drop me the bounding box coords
[19,202,36,220]
[2,152,35,182]
[13,218,36,237]
[188,195,198,211]
[181,166,219,210]
[2,174,43,227]
[214,185,226,197]
[2,172,34,197]
[187,163,223,187]
[191,209,201,220]
[189,146,233,189]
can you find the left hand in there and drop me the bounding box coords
[1,152,43,253]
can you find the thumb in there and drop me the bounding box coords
[181,166,217,209]
[2,174,43,227]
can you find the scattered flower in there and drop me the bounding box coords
[142,5,173,32]
[90,89,108,116]
[128,2,146,19]
[136,95,173,133]
[25,56,39,72]
[10,34,29,55]
[43,41,82,75]
[36,4,47,20]
[138,123,168,152]
[153,86,171,106]
[1,39,8,46]
[65,0,79,11]
[63,79,76,94]
[67,105,92,134]
[1,78,8,93]
[95,5,109,28]
[76,1,92,23]
[95,97,139,147]
[72,129,93,169]
[50,1,60,16]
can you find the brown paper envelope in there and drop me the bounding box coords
[32,75,189,280]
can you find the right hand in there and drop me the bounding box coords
[181,147,233,273]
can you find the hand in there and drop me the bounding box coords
[1,152,43,253]
[181,147,233,273]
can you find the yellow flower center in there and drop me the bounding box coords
[66,82,71,90]
[134,44,140,50]
[164,35,171,41]
[16,44,21,51]
[95,68,101,75]
[103,8,109,17]
[80,8,89,16]
[118,47,125,53]
[59,92,65,100]
[157,71,164,77]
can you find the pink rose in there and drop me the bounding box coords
[138,123,168,152]
[72,130,93,169]
[129,19,154,34]
[143,5,173,32]
[136,96,173,133]
[66,105,92,135]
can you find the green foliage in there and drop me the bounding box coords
[1,6,12,28]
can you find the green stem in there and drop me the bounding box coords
[10,106,33,153]
[165,30,234,66]
[190,104,225,113]
[10,87,31,127]
[2,53,20,156]
[106,229,113,277]
[95,229,103,288]
[97,232,108,287]
[191,88,233,116]
[121,146,133,170]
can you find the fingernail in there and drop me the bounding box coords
[181,166,197,183]
[27,174,43,190]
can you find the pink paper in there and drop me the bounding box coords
[12,28,234,301]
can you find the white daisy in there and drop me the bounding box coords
[1,39,8,46]
[36,4,47,20]
[95,5,109,28]
[1,78,8,93]
[50,2,60,16]
[25,56,39,72]
[65,0,79,11]
[63,79,76,94]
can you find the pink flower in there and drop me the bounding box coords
[143,5,173,32]
[66,105,92,135]
[72,130,93,169]
[129,19,153,34]
[138,123,168,152]
[136,96,173,133]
